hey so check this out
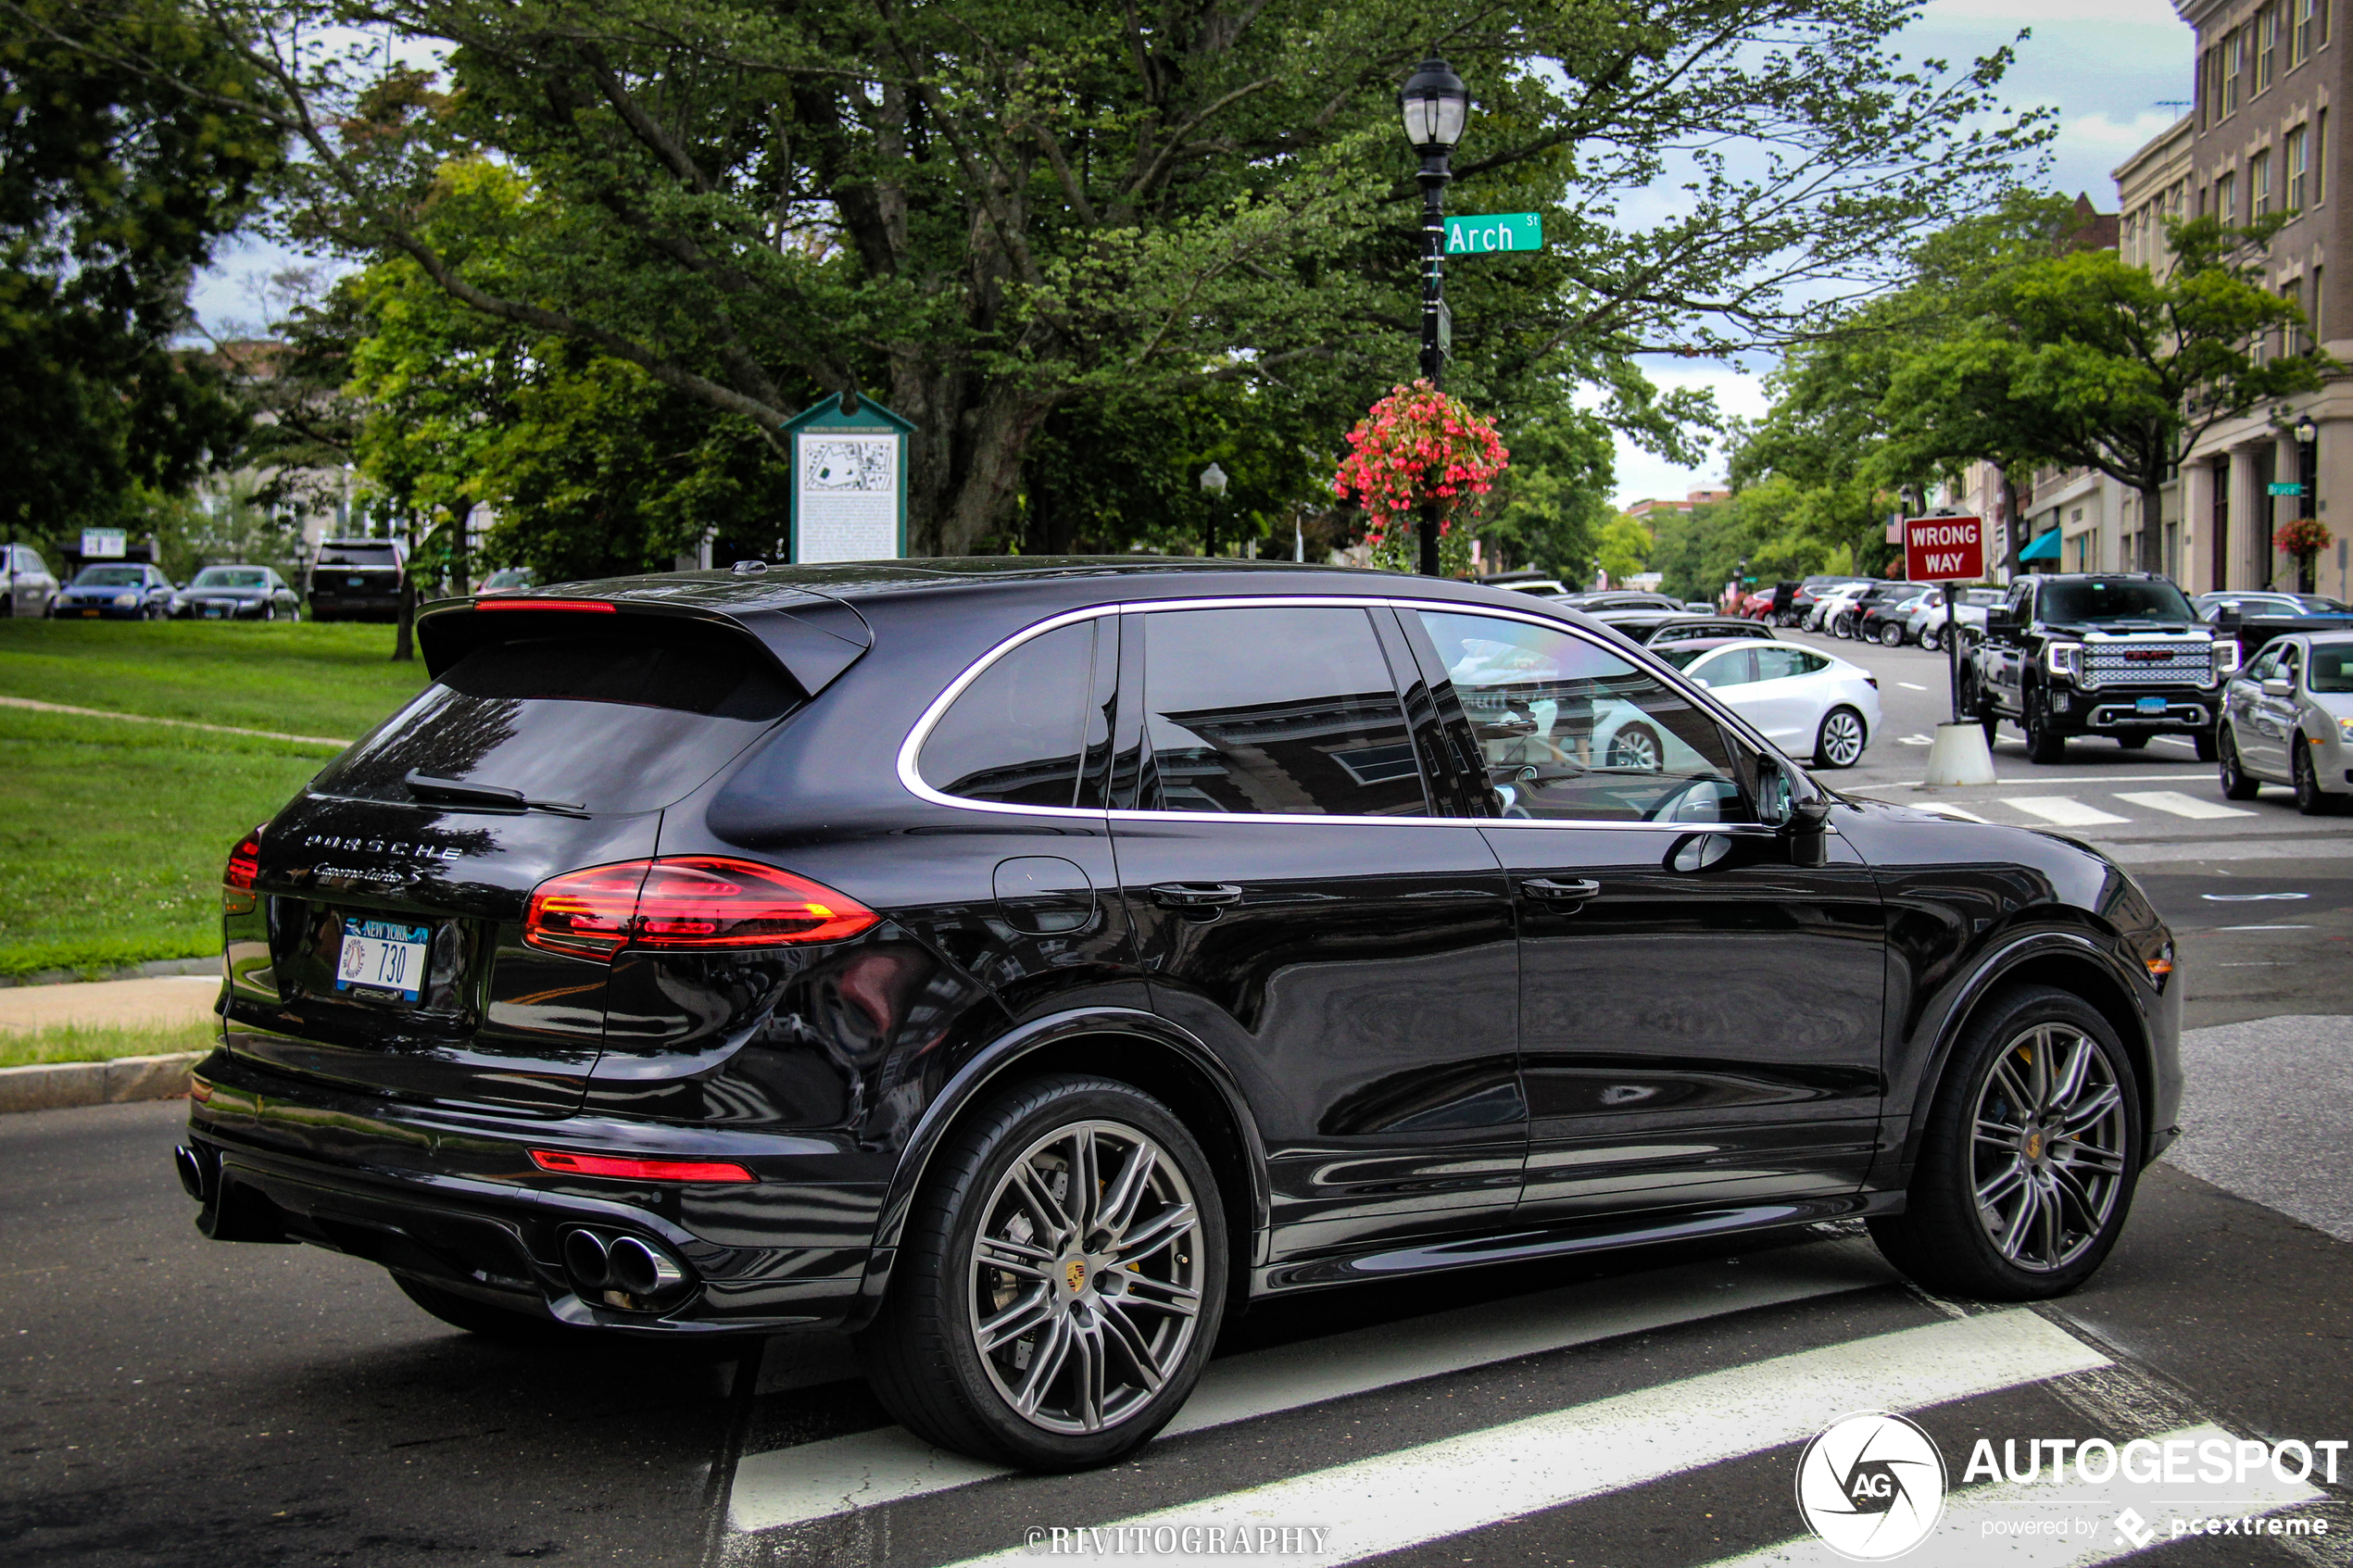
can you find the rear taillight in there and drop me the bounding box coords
[225,827,263,890]
[475,598,616,613]
[523,857,877,960]
[530,1148,755,1183]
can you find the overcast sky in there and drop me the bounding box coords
[191,1,2197,511]
[1611,0,2196,508]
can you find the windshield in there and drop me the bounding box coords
[192,568,268,588]
[481,568,535,589]
[318,545,399,568]
[2040,580,2195,623]
[2312,646,2353,693]
[73,567,145,586]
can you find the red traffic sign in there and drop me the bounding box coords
[1904,515,1983,582]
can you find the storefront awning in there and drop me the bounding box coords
[2019,529,2062,562]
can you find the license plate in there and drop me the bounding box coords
[2136,696,2167,714]
[80,608,99,617]
[336,918,430,1002]
[204,607,226,619]
[347,576,366,587]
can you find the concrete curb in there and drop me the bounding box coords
[0,1051,204,1114]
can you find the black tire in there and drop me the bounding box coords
[1606,721,1664,772]
[1812,706,1867,769]
[1879,621,1904,647]
[1920,625,1941,653]
[857,1074,1227,1472]
[2193,729,2219,762]
[1869,985,2142,1300]
[393,1273,583,1343]
[2116,734,2148,750]
[2023,688,2066,764]
[2218,726,2260,799]
[2295,737,2333,815]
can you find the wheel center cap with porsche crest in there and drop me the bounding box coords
[1064,1259,1088,1293]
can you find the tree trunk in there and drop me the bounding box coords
[2137,483,2166,575]
[391,506,417,662]
[2000,465,2022,578]
[450,499,473,596]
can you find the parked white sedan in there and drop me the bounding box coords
[1653,638,1882,767]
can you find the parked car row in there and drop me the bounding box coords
[3,540,535,622]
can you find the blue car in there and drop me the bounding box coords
[50,563,175,620]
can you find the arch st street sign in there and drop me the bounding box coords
[1905,516,1983,581]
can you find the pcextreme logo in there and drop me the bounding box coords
[1796,1411,1949,1561]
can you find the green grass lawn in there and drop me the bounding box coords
[0,1019,220,1069]
[0,618,428,739]
[0,619,435,978]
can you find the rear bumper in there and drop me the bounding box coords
[182,1049,879,1335]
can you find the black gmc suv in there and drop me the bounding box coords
[1964,573,2233,763]
[179,558,2182,1471]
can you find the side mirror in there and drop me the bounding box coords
[1789,799,1832,868]
[2262,676,2294,698]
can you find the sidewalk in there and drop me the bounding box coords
[0,973,221,1034]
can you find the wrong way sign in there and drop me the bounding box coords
[1904,515,1983,582]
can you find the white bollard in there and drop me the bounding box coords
[1922,721,1997,786]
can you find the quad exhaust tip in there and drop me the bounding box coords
[172,1145,209,1202]
[560,1225,691,1311]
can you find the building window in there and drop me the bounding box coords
[2295,0,2322,61]
[2320,110,2330,200]
[2255,149,2275,215]
[2259,5,2280,90]
[2316,266,2327,343]
[2290,126,2309,209]
[2220,170,2239,225]
[2228,27,2247,116]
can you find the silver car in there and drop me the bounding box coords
[2217,632,2353,813]
[3,544,57,618]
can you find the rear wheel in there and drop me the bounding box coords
[857,1074,1227,1471]
[1813,706,1867,769]
[2219,726,2260,799]
[1920,625,1941,653]
[1879,621,1904,647]
[1869,985,2141,1300]
[1606,722,1664,772]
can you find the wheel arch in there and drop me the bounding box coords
[1896,934,2157,1185]
[849,1006,1270,1331]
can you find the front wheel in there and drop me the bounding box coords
[1869,985,2142,1299]
[1813,706,1867,769]
[2219,726,2260,799]
[1920,626,1942,653]
[1606,722,1664,772]
[2023,688,2066,764]
[857,1075,1227,1471]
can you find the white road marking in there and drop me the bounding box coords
[1692,1422,2322,1568]
[2218,924,2315,931]
[2202,892,2311,901]
[1899,734,1935,746]
[1898,681,1928,691]
[2006,797,2134,827]
[939,1311,2109,1566]
[2112,791,2257,821]
[723,1240,1894,1535]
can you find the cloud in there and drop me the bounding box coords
[1918,0,2183,23]
[2058,108,2188,153]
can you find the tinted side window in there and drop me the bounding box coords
[1139,607,1426,817]
[1692,648,1756,687]
[918,621,1097,808]
[1753,646,1813,682]
[1416,610,1748,824]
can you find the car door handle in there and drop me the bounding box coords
[1520,877,1602,902]
[1150,883,1244,909]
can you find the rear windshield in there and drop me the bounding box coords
[2313,647,2353,693]
[193,568,268,588]
[311,622,801,815]
[74,566,145,586]
[2041,580,2195,623]
[318,545,400,568]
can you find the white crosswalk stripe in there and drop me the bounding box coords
[2005,797,2134,827]
[2111,790,2257,821]
[724,1238,1895,1533]
[936,1311,2108,1566]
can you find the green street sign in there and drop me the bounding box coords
[2267,481,2304,495]
[1446,212,1542,256]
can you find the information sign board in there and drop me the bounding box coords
[785,395,914,563]
[81,528,126,558]
[1445,212,1542,255]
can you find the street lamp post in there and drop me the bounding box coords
[1400,56,1468,579]
[2295,414,2321,593]
[1199,461,1228,558]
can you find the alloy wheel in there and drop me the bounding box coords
[1969,1022,2128,1273]
[1817,708,1865,768]
[967,1120,1205,1436]
[1605,724,1663,772]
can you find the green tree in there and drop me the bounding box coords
[1882,215,2332,574]
[78,0,2046,553]
[0,0,281,546]
[1476,404,1619,582]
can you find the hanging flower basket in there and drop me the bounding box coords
[2275,516,2334,558]
[1332,380,1508,575]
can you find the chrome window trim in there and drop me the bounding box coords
[894,593,1806,834]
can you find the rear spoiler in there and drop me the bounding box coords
[415,587,873,697]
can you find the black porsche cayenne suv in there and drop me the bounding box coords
[181,558,2182,1471]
